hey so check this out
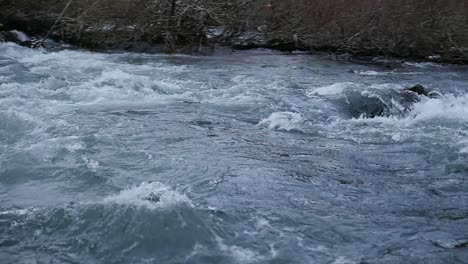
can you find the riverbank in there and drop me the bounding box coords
[1,0,467,64]
[1,25,466,67]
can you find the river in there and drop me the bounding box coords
[1,42,467,263]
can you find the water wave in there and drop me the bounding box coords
[103,182,193,209]
[258,112,304,131]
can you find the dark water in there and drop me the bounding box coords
[1,42,467,263]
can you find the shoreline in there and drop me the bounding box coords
[1,26,466,66]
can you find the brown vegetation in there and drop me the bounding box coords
[1,0,467,62]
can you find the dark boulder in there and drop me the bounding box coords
[0,30,18,43]
[400,84,441,108]
[398,84,442,113]
[144,192,161,203]
[404,84,429,96]
[0,29,42,48]
[343,84,441,118]
[342,90,390,118]
[264,38,304,52]
[399,87,424,111]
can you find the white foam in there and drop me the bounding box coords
[343,93,468,127]
[21,135,83,159]
[460,146,468,154]
[404,61,442,68]
[81,155,99,172]
[356,70,382,76]
[391,133,402,142]
[332,256,356,264]
[66,68,195,106]
[9,30,31,42]
[458,138,468,154]
[255,217,271,229]
[322,92,468,145]
[103,182,192,209]
[12,46,188,76]
[216,236,263,263]
[307,82,355,96]
[206,26,225,38]
[410,94,468,122]
[0,208,31,216]
[199,76,270,106]
[355,70,421,76]
[369,83,404,90]
[259,112,304,131]
[1,43,45,61]
[64,142,85,153]
[1,44,265,108]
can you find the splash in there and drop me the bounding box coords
[355,70,382,76]
[215,236,264,263]
[258,112,304,131]
[9,30,31,42]
[307,82,356,96]
[409,93,468,122]
[103,182,193,209]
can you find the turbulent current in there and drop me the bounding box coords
[0,42,467,263]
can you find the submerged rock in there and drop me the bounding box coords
[404,84,429,96]
[345,91,389,118]
[399,84,442,109]
[0,29,41,48]
[344,84,442,118]
[231,31,305,52]
[143,192,161,203]
[402,84,441,99]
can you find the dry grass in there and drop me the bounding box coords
[1,0,467,61]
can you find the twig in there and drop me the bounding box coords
[34,0,74,48]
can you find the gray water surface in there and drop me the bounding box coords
[1,43,468,263]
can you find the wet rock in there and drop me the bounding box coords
[337,179,364,185]
[404,84,429,96]
[0,238,19,247]
[454,241,468,249]
[435,209,468,221]
[0,31,23,44]
[0,29,41,48]
[335,53,353,61]
[445,163,468,174]
[343,90,390,118]
[399,84,444,111]
[231,31,305,52]
[191,120,213,127]
[398,84,428,110]
[428,91,443,99]
[231,31,265,50]
[399,89,422,110]
[342,84,443,119]
[265,39,299,52]
[423,231,468,249]
[144,192,161,203]
[272,150,290,157]
[432,238,468,249]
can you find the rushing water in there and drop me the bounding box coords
[0,42,467,263]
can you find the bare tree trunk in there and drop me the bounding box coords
[169,0,176,17]
[164,0,177,51]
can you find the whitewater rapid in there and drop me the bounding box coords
[1,42,467,263]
